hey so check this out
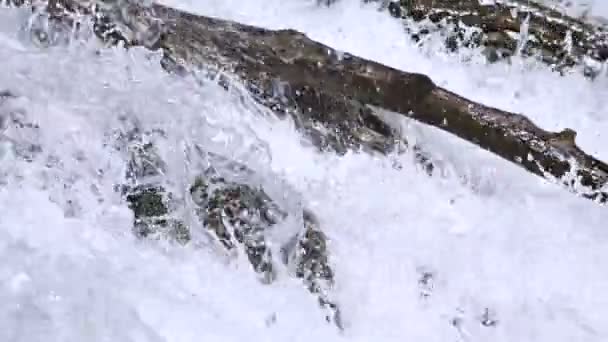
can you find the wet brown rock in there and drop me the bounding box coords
[384,0,608,76]
[148,4,608,203]
[15,0,606,202]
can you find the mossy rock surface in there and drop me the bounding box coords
[190,176,281,283]
[119,135,341,328]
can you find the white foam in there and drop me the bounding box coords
[0,2,607,342]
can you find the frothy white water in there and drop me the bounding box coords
[1,2,608,342]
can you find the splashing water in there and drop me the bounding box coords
[1,1,608,342]
[515,11,531,56]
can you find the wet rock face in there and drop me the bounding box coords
[33,0,400,155]
[289,209,340,326]
[188,172,341,326]
[118,132,342,328]
[368,0,608,76]
[92,0,165,49]
[190,175,282,283]
[32,0,396,154]
[8,1,608,203]
[153,7,408,156]
[126,185,191,244]
[16,0,426,159]
[245,78,399,155]
[10,0,165,50]
[296,212,334,288]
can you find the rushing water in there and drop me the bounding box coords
[1,1,607,341]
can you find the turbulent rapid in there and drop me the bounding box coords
[1,1,608,341]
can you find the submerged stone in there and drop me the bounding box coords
[119,137,342,328]
[188,173,342,327]
[190,176,280,283]
[120,135,191,245]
